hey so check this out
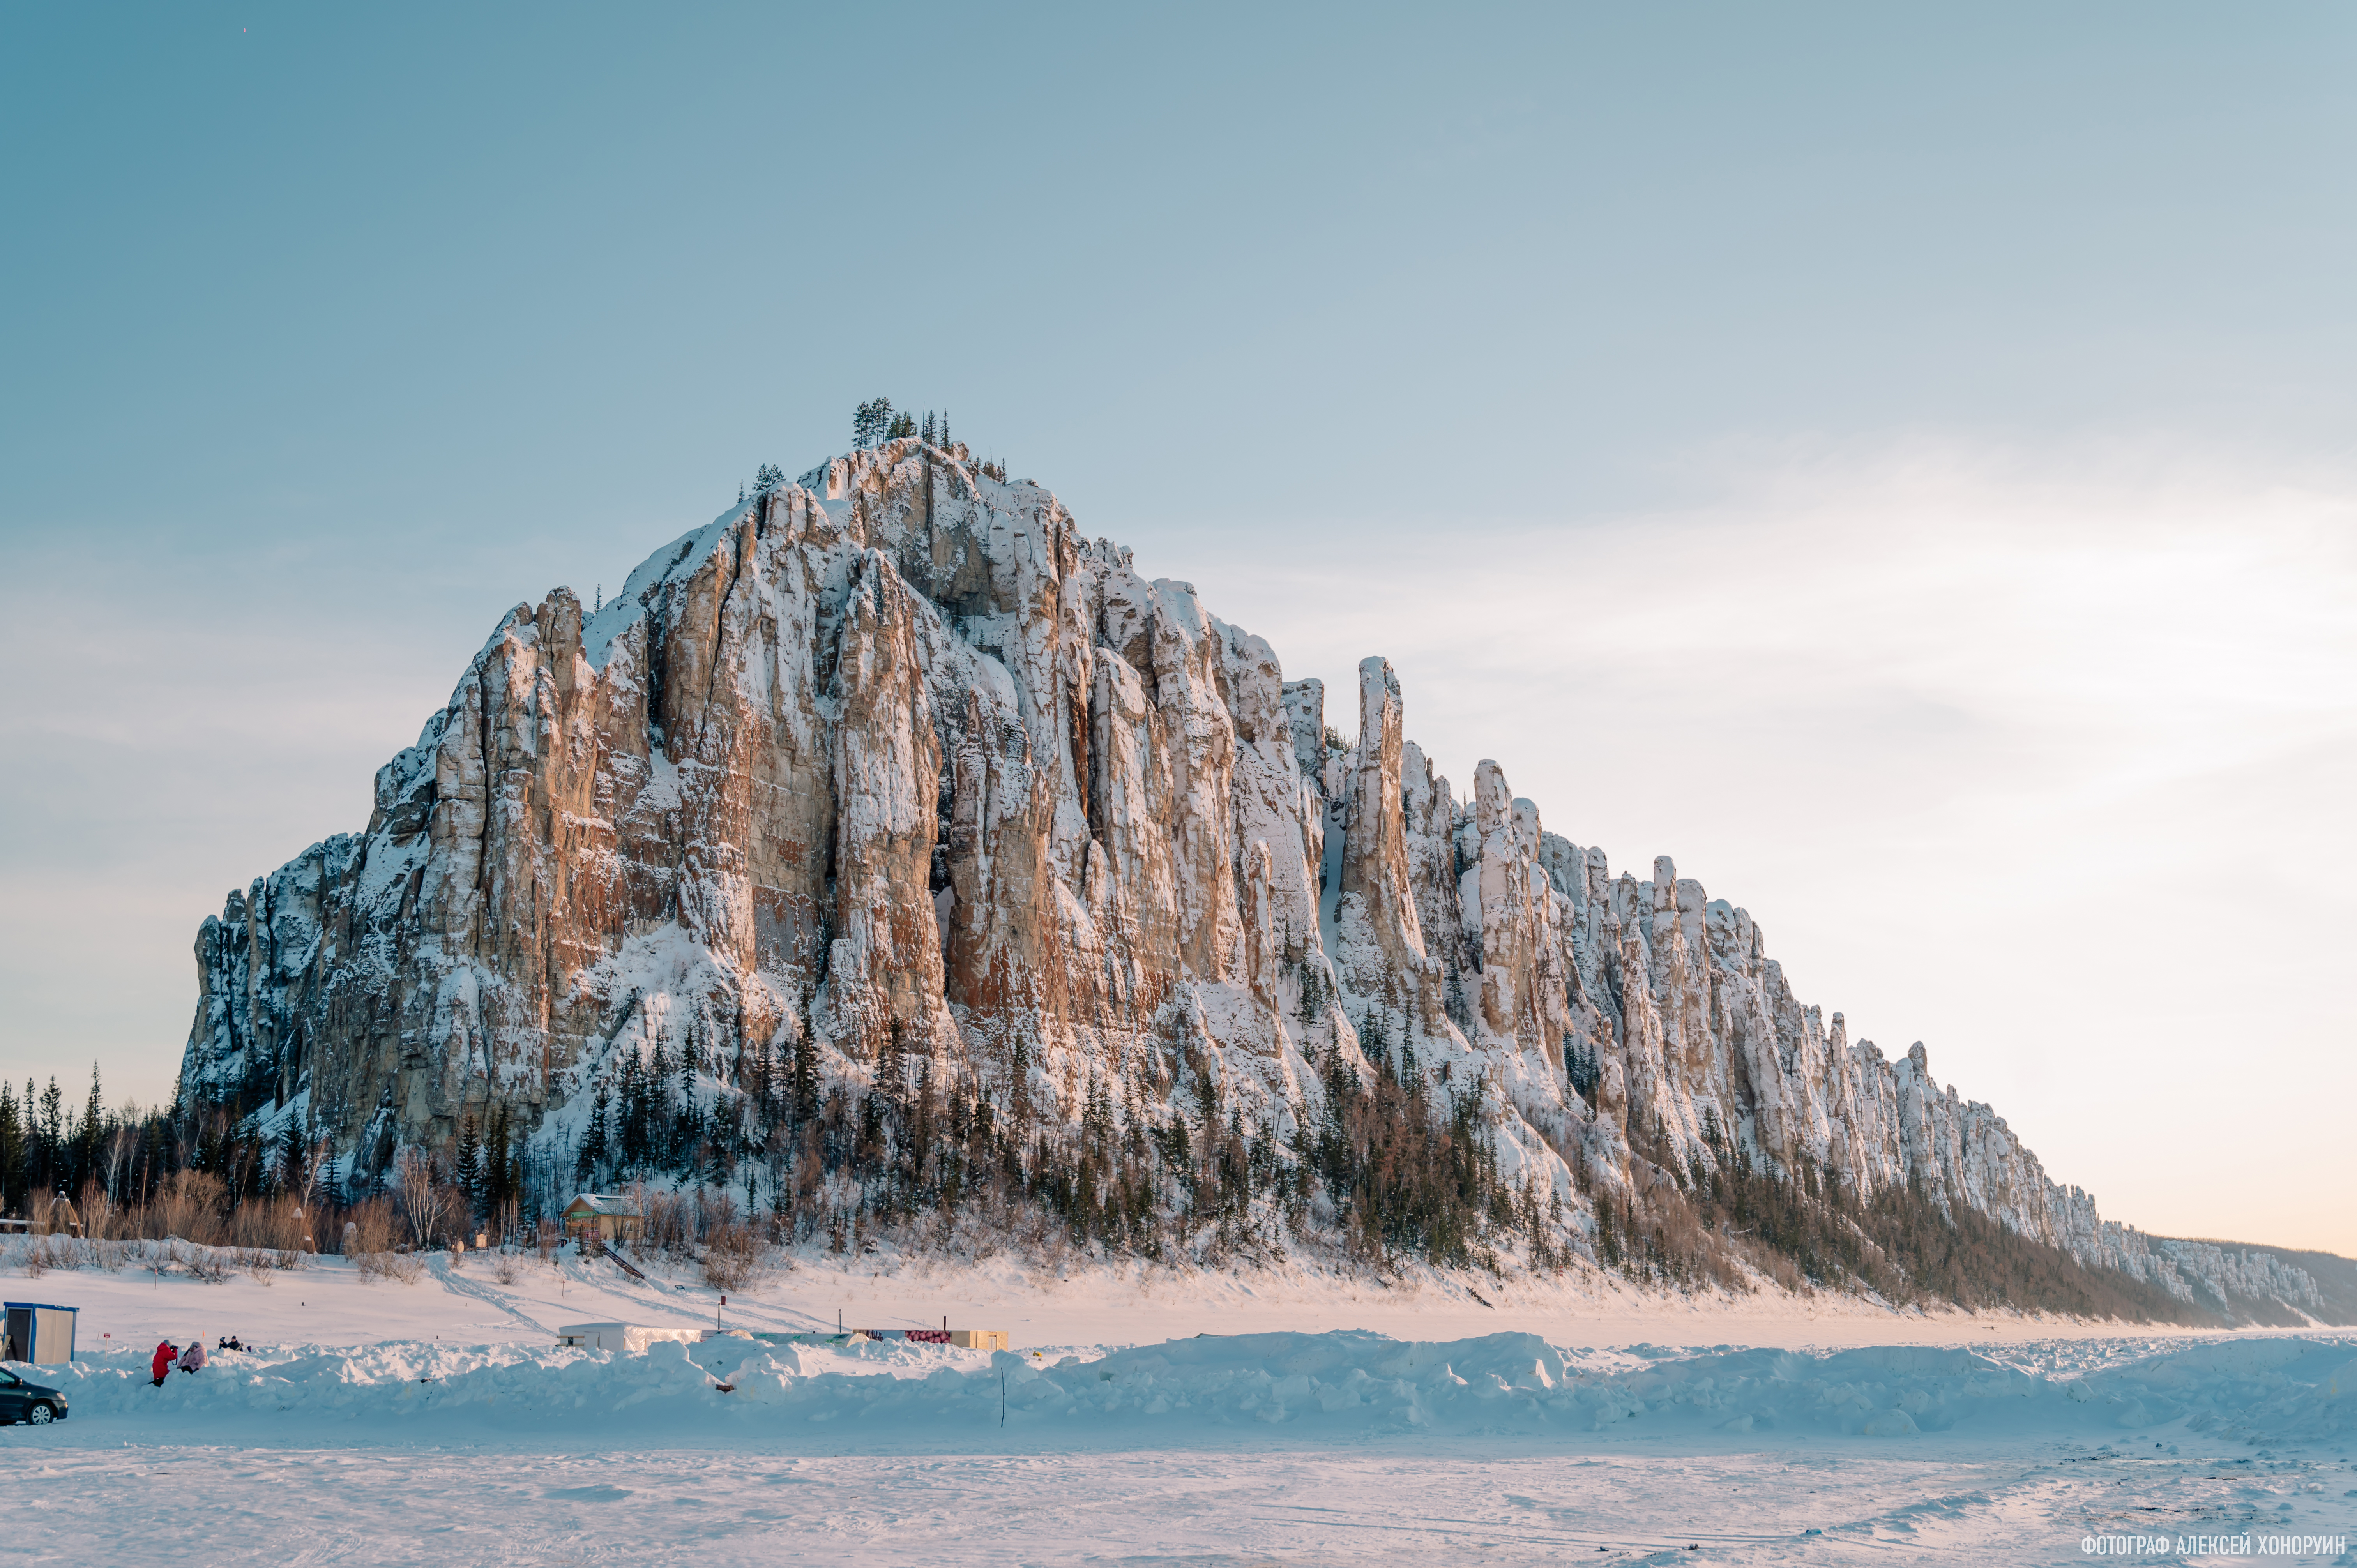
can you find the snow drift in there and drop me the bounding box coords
[43,1330,2356,1448]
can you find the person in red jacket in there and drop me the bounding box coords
[151,1340,177,1387]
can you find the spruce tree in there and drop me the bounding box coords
[1082,1075,1115,1155]
[504,1135,524,1218]
[277,1118,303,1197]
[74,1064,104,1192]
[623,1047,655,1173]
[0,1081,19,1214]
[578,1082,611,1184]
[484,1105,512,1214]
[789,1030,818,1125]
[454,1114,484,1217]
[747,1037,774,1138]
[1566,1039,1600,1106]
[662,1040,692,1169]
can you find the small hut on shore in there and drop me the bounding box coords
[561,1194,642,1245]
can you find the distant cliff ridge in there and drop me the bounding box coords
[180,440,2330,1322]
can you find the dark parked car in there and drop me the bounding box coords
[0,1364,68,1425]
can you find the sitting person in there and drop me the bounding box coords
[178,1338,207,1373]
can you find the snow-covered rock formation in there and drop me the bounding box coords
[180,441,2320,1318]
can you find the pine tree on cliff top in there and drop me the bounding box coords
[853,397,894,449]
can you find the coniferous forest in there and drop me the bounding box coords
[0,1026,2228,1328]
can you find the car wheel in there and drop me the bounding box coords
[26,1403,55,1425]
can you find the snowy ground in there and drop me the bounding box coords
[5,1245,2353,1564]
[11,1240,2288,1354]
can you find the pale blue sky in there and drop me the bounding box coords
[4,4,2353,1248]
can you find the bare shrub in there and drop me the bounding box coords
[231,1195,308,1252]
[694,1189,738,1241]
[1739,1237,1806,1294]
[78,1181,117,1241]
[185,1245,230,1284]
[304,1196,337,1254]
[346,1196,420,1281]
[642,1188,693,1255]
[33,1236,83,1273]
[492,1249,522,1284]
[346,1197,399,1257]
[150,1170,229,1246]
[354,1248,423,1284]
[701,1222,767,1293]
[535,1217,560,1261]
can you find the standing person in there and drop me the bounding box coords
[151,1340,177,1387]
[178,1338,207,1373]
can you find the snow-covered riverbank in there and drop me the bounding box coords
[7,1245,2353,1563]
[1,1239,2302,1358]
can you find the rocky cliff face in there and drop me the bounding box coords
[181,441,2318,1318]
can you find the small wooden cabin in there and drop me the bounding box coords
[562,1194,643,1244]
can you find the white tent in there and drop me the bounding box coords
[554,1322,702,1354]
